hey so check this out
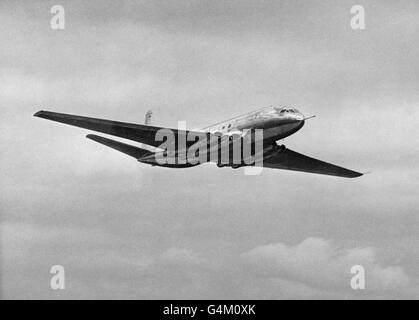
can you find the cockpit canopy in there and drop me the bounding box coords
[274,106,300,114]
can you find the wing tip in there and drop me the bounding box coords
[34,110,55,119]
[349,172,364,178]
[350,170,371,178]
[33,110,45,117]
[345,169,366,178]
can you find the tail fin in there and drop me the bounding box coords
[145,110,152,125]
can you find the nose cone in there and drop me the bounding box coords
[294,113,305,131]
[298,119,305,129]
[295,112,305,121]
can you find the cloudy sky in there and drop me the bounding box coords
[1,0,419,299]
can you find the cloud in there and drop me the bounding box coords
[241,237,410,293]
[158,247,203,266]
[1,221,417,299]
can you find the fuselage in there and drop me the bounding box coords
[139,106,306,168]
[200,106,305,143]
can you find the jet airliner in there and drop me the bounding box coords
[34,106,363,178]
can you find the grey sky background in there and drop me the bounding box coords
[1,0,419,299]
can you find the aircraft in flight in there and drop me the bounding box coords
[34,106,363,178]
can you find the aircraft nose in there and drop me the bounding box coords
[295,113,305,130]
[294,112,305,121]
[298,111,305,119]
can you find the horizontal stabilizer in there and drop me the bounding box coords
[86,134,152,159]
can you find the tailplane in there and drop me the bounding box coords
[86,134,153,159]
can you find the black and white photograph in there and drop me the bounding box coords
[1,0,419,307]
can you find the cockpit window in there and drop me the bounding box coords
[275,107,300,114]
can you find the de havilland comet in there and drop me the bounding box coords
[34,106,363,178]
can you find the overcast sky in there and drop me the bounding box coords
[1,0,419,299]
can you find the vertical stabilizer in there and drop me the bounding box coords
[145,110,152,125]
